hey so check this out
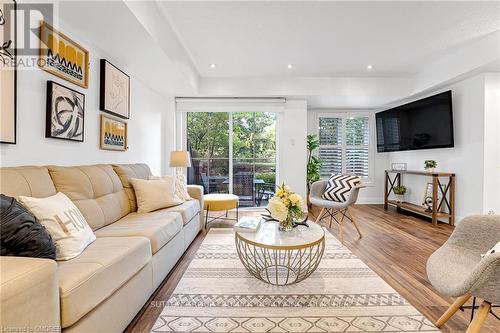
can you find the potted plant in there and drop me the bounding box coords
[306,134,321,193]
[393,185,407,203]
[306,134,322,210]
[424,160,437,173]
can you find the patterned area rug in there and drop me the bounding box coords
[152,228,438,332]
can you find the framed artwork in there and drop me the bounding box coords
[422,182,445,212]
[46,81,85,142]
[391,163,407,171]
[100,114,127,151]
[39,21,89,88]
[0,0,16,144]
[99,59,130,119]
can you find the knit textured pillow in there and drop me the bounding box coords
[322,174,361,202]
[481,241,500,259]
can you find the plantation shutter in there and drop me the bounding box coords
[346,117,369,177]
[318,114,370,179]
[318,117,343,178]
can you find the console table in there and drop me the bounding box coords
[384,170,455,226]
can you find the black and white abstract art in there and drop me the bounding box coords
[46,80,85,142]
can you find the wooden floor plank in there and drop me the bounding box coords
[125,205,499,333]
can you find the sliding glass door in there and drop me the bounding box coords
[187,112,276,207]
[187,112,230,194]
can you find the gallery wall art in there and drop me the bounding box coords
[46,81,85,142]
[100,59,130,119]
[100,114,127,151]
[39,21,89,88]
[0,0,16,144]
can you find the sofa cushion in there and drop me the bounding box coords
[112,164,152,212]
[0,194,56,259]
[130,178,182,213]
[163,200,200,225]
[18,193,95,261]
[48,165,130,231]
[94,210,183,254]
[0,166,56,198]
[57,237,151,328]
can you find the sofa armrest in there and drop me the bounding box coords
[187,185,204,206]
[187,185,205,228]
[0,257,60,332]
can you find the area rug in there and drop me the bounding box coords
[152,228,438,332]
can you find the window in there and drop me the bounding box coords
[318,113,371,179]
[186,112,276,207]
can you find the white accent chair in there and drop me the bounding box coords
[309,180,364,244]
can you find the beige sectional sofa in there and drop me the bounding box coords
[0,163,204,333]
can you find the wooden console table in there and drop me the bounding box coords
[384,170,455,226]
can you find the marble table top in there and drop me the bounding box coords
[236,220,325,249]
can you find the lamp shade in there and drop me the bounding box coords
[169,151,192,168]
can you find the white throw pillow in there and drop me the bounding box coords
[149,174,192,202]
[130,178,183,213]
[481,241,500,259]
[18,192,96,261]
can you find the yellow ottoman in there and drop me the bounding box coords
[203,194,239,228]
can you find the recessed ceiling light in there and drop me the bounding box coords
[210,63,216,68]
[287,64,294,69]
[367,64,373,70]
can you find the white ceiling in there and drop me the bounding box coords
[159,1,500,78]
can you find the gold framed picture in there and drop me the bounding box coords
[100,114,127,151]
[39,21,89,88]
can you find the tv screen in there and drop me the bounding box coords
[376,91,454,152]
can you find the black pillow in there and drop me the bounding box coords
[1,194,56,259]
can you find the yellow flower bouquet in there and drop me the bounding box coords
[266,184,306,231]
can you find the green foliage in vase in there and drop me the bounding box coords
[306,134,322,193]
[394,185,407,195]
[424,160,437,169]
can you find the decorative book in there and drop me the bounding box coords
[234,216,262,233]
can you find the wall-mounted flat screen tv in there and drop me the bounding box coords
[376,91,454,152]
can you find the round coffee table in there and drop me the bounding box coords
[235,221,325,286]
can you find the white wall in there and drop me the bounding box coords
[483,73,500,214]
[387,74,489,222]
[307,109,389,204]
[278,100,308,199]
[0,17,175,175]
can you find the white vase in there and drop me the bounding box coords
[425,168,435,173]
[395,194,405,203]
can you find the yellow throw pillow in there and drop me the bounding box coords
[18,192,96,261]
[149,174,192,202]
[130,178,183,213]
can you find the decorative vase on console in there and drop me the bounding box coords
[393,185,407,203]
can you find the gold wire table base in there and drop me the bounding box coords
[235,232,325,286]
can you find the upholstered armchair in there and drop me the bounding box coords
[309,180,364,244]
[426,215,500,333]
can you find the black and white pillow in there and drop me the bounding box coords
[322,174,361,202]
[481,241,500,260]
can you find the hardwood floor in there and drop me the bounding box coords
[125,205,499,333]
